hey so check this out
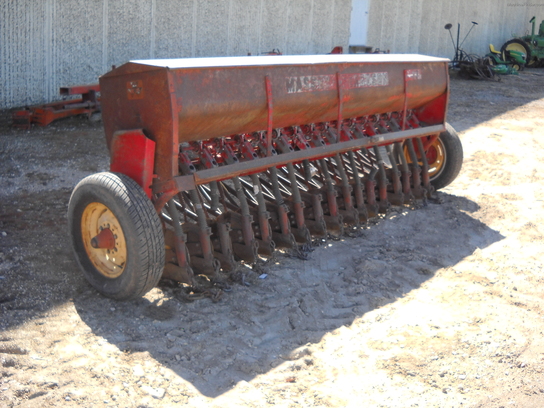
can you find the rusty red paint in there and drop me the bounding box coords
[265,75,273,157]
[12,84,100,129]
[336,71,343,138]
[402,69,409,130]
[99,55,449,210]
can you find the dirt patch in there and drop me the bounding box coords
[1,69,544,407]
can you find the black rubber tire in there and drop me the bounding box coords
[429,123,463,191]
[501,39,532,67]
[68,172,164,300]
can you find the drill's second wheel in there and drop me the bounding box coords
[405,123,463,191]
[429,123,463,190]
[68,172,165,300]
[425,134,447,179]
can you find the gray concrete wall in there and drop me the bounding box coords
[366,0,544,59]
[0,0,351,109]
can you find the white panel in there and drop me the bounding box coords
[350,0,369,45]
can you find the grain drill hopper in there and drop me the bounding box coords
[68,54,462,299]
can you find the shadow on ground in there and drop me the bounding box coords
[0,160,503,398]
[68,193,502,397]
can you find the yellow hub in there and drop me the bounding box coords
[81,202,127,278]
[404,137,446,179]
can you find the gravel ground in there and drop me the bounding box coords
[1,68,544,407]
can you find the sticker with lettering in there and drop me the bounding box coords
[286,72,390,94]
[127,80,144,100]
[405,69,422,81]
[341,72,389,88]
[286,75,336,94]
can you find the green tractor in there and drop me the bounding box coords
[501,16,544,67]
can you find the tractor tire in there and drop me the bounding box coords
[68,172,165,300]
[427,123,463,191]
[501,39,532,67]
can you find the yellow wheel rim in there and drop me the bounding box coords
[404,137,446,179]
[81,202,127,278]
[503,42,529,65]
[505,42,526,55]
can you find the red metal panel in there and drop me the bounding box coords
[109,129,155,198]
[100,55,448,144]
[59,84,100,95]
[415,93,448,124]
[100,68,177,184]
[99,54,450,205]
[168,60,446,142]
